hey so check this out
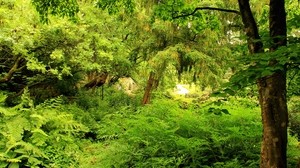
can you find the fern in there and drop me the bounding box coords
[31,129,49,146]
[6,116,31,142]
[0,91,88,167]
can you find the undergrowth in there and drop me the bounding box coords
[77,96,300,168]
[1,89,299,168]
[0,89,88,168]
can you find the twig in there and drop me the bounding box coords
[172,7,240,19]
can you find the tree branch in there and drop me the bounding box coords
[0,57,24,83]
[238,0,263,53]
[172,7,240,19]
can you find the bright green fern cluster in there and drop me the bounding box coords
[0,89,88,168]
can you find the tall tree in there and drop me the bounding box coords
[155,0,290,167]
[238,0,288,167]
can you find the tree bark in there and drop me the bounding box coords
[237,0,288,167]
[142,72,158,105]
[259,0,288,167]
[258,72,288,168]
[0,57,25,83]
[237,0,263,54]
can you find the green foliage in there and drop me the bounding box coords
[0,0,133,103]
[95,0,135,14]
[286,0,300,31]
[287,133,300,167]
[32,0,79,23]
[1,89,299,168]
[78,96,299,168]
[0,90,88,167]
[1,1,300,167]
[287,69,300,96]
[77,98,264,167]
[218,43,300,96]
[76,87,142,113]
[288,97,300,140]
[72,87,143,141]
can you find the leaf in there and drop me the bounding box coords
[31,129,49,146]
[221,109,230,115]
[0,94,7,103]
[261,70,273,77]
[6,117,30,142]
[8,162,19,168]
[0,107,16,116]
[6,158,21,163]
[224,88,236,96]
[0,162,9,168]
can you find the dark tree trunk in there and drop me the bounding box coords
[259,0,288,167]
[237,0,288,167]
[258,72,288,168]
[237,0,263,54]
[142,72,159,105]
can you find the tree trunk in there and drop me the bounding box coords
[258,72,288,168]
[142,72,158,105]
[237,0,263,54]
[259,0,288,167]
[237,0,288,167]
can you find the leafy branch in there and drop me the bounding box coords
[215,43,300,96]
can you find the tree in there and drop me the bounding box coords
[155,0,291,167]
[0,0,132,103]
[238,0,288,167]
[131,1,232,104]
[31,0,79,23]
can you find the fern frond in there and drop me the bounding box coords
[27,156,42,166]
[35,96,64,110]
[0,93,7,104]
[6,117,30,142]
[5,141,46,158]
[6,158,21,163]
[30,114,47,128]
[0,153,7,161]
[20,88,34,108]
[31,129,48,146]
[0,107,17,116]
[51,113,89,133]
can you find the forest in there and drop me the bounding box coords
[0,0,300,167]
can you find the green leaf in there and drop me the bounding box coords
[224,88,236,96]
[261,70,273,77]
[8,162,19,168]
[221,109,230,115]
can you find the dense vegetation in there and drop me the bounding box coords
[0,89,299,167]
[0,0,299,167]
